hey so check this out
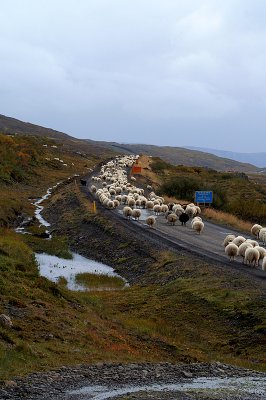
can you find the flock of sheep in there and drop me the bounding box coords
[90,154,265,272]
[223,224,266,270]
[90,155,204,234]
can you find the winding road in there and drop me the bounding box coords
[85,173,266,282]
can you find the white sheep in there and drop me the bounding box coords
[238,242,253,263]
[225,243,238,261]
[223,234,236,247]
[262,257,266,271]
[244,247,260,267]
[132,209,141,221]
[153,204,162,215]
[259,228,266,244]
[146,201,154,210]
[146,215,156,228]
[123,206,132,219]
[167,213,177,226]
[128,198,136,208]
[255,246,266,265]
[246,239,259,247]
[192,220,204,234]
[232,236,246,247]
[251,224,262,239]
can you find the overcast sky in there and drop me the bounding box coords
[0,0,266,152]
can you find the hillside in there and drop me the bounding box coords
[0,114,116,160]
[186,146,266,169]
[104,143,262,173]
[0,113,262,173]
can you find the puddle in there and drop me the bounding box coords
[67,376,266,399]
[118,208,155,221]
[35,252,126,291]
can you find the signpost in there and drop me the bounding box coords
[195,191,213,206]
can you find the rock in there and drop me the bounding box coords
[4,381,17,388]
[0,314,12,328]
[182,370,193,378]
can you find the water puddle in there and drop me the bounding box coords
[67,376,266,399]
[118,208,156,222]
[35,252,126,291]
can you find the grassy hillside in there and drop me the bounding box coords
[108,143,261,173]
[143,156,266,224]
[0,120,265,380]
[1,113,262,173]
[1,182,265,380]
[0,130,116,228]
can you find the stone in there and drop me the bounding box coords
[0,314,12,328]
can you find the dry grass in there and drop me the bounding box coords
[202,208,252,233]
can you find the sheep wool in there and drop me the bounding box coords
[251,224,262,238]
[244,247,260,267]
[146,216,156,228]
[223,234,236,247]
[225,243,238,261]
[167,213,178,225]
[192,220,204,234]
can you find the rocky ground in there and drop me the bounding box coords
[1,362,266,400]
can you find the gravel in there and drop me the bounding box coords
[1,362,265,400]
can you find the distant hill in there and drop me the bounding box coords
[0,114,116,159]
[0,113,263,173]
[185,146,266,169]
[94,142,262,173]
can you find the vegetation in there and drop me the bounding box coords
[150,158,266,224]
[0,125,265,380]
[75,273,125,289]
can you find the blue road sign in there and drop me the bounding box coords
[195,191,213,203]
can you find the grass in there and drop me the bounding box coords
[202,208,252,233]
[75,273,125,290]
[0,140,266,380]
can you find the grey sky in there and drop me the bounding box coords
[0,0,266,152]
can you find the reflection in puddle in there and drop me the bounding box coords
[35,252,126,291]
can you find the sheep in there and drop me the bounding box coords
[128,198,136,208]
[161,204,169,214]
[192,220,204,234]
[132,209,141,221]
[146,201,154,210]
[174,207,185,217]
[262,257,266,271]
[123,206,132,219]
[106,200,114,209]
[259,228,266,244]
[167,213,178,226]
[244,247,260,267]
[238,242,253,263]
[251,224,262,239]
[246,239,259,247]
[223,234,236,247]
[255,246,266,265]
[179,213,189,226]
[185,205,196,219]
[113,199,120,208]
[147,185,152,191]
[225,243,238,261]
[232,236,246,247]
[90,185,97,193]
[153,204,162,215]
[121,195,128,204]
[146,215,156,228]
